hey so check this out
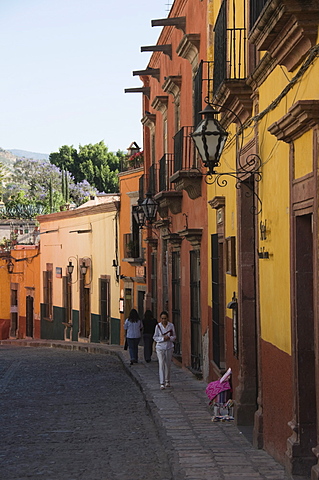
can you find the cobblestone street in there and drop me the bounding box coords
[0,345,172,480]
[0,341,294,480]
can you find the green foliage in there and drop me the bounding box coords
[50,141,124,193]
[3,191,47,219]
[49,145,81,182]
[2,157,97,217]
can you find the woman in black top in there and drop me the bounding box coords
[142,310,157,362]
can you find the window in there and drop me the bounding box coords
[175,95,181,133]
[10,284,19,337]
[226,236,236,276]
[163,116,168,154]
[193,61,203,127]
[162,240,169,311]
[63,275,72,324]
[79,261,90,338]
[43,263,53,319]
[249,0,268,31]
[151,132,156,165]
[100,277,110,342]
[190,249,202,372]
[151,252,157,316]
[172,251,181,356]
[211,234,225,368]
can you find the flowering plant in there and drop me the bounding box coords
[127,150,144,168]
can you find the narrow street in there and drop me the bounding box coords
[0,346,172,480]
[0,341,293,480]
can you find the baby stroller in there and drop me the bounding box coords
[205,368,234,421]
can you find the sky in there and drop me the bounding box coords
[0,0,170,155]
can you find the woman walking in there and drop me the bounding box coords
[124,308,143,366]
[142,310,157,363]
[153,311,176,389]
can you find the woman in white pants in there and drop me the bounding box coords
[153,311,176,390]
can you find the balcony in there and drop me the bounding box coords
[154,154,182,217]
[122,233,143,265]
[249,0,319,72]
[170,126,203,200]
[249,0,268,32]
[120,157,144,173]
[212,0,253,125]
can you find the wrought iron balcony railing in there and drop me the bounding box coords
[173,126,196,172]
[213,0,247,95]
[249,0,268,31]
[143,164,157,196]
[159,154,175,192]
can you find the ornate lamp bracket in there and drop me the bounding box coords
[192,99,263,214]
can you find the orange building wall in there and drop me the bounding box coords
[0,246,40,339]
[118,167,146,343]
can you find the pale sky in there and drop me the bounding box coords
[0,0,169,155]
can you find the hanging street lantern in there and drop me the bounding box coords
[133,202,146,228]
[191,104,228,175]
[141,192,158,224]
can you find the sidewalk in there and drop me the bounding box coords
[0,339,291,480]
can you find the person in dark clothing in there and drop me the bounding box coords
[124,308,143,365]
[142,310,157,363]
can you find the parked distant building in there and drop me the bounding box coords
[118,143,147,341]
[0,245,40,339]
[37,194,121,343]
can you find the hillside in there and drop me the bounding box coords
[8,149,49,161]
[0,148,50,174]
[0,148,17,173]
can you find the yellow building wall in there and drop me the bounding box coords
[207,0,319,361]
[39,206,120,320]
[256,41,319,354]
[294,130,313,179]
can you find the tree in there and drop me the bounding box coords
[50,141,125,193]
[2,158,98,216]
[49,145,82,182]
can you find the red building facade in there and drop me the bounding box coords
[127,0,211,378]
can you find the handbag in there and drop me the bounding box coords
[124,338,128,350]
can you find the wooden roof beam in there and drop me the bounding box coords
[141,44,172,59]
[151,17,186,33]
[124,87,150,98]
[133,68,160,81]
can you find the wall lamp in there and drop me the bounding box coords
[132,202,146,229]
[67,261,74,275]
[6,258,23,276]
[7,259,14,274]
[191,102,263,214]
[67,256,78,284]
[80,257,92,286]
[112,259,121,283]
[80,261,87,276]
[133,193,158,229]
